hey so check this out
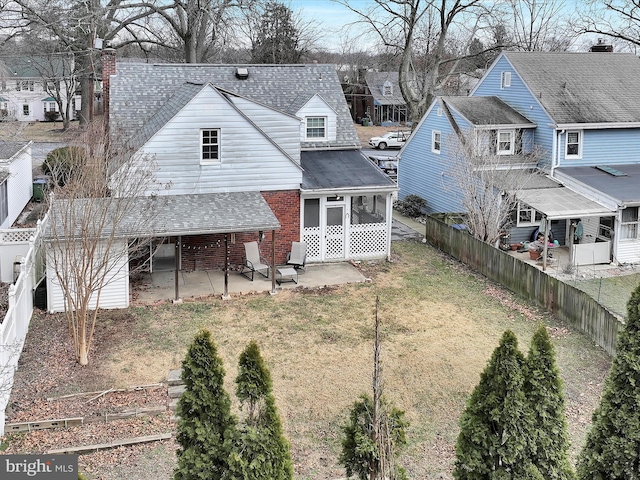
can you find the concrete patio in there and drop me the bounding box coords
[131,261,369,304]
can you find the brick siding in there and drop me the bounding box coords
[181,190,300,271]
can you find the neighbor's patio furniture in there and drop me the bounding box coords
[240,241,270,280]
[286,241,307,272]
[276,266,298,285]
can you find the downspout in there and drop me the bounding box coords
[551,128,564,178]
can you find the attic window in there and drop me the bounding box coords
[501,71,511,89]
[235,68,249,79]
[383,80,393,96]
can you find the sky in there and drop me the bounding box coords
[289,0,377,51]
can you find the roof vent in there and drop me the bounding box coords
[235,67,249,79]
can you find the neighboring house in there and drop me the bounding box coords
[0,56,80,122]
[364,71,409,126]
[0,142,32,229]
[400,51,640,266]
[45,51,397,311]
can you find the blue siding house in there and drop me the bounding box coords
[400,51,640,265]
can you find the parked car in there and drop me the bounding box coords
[368,131,411,150]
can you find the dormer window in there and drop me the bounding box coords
[306,117,326,140]
[382,80,393,96]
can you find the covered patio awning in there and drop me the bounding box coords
[516,187,615,220]
[47,192,281,299]
[47,191,280,239]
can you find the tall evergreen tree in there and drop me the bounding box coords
[229,341,294,480]
[526,326,576,480]
[251,1,303,64]
[454,330,539,479]
[577,283,640,479]
[174,329,236,480]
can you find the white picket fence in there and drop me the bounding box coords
[0,217,46,435]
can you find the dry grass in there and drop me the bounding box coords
[5,242,612,479]
[0,120,79,142]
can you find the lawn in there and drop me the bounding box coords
[4,241,613,479]
[564,272,640,318]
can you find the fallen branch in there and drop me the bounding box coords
[46,433,173,455]
[46,383,164,401]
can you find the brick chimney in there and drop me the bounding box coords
[101,47,116,128]
[590,38,613,52]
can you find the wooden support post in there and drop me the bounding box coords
[174,236,181,301]
[223,233,229,299]
[271,230,276,294]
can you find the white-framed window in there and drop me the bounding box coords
[383,80,393,96]
[201,128,220,164]
[517,203,543,227]
[305,117,326,140]
[16,80,34,92]
[46,102,56,112]
[432,130,441,153]
[565,130,582,158]
[620,207,639,240]
[0,179,7,225]
[22,104,30,116]
[497,130,514,155]
[501,71,511,89]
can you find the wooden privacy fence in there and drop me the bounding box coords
[423,215,623,356]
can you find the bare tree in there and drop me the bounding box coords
[337,0,497,122]
[574,0,640,50]
[445,127,545,245]
[141,0,248,63]
[45,121,166,365]
[506,0,575,51]
[339,297,408,480]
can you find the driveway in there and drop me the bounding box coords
[31,142,66,170]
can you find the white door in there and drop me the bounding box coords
[324,205,345,259]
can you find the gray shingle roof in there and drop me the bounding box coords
[365,71,406,106]
[503,51,640,124]
[443,96,536,127]
[111,63,359,148]
[0,141,29,161]
[0,56,68,78]
[301,150,396,190]
[47,192,280,239]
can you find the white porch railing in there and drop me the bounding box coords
[0,217,46,435]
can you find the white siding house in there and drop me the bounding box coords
[0,142,32,230]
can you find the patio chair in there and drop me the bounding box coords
[240,241,270,281]
[286,241,307,272]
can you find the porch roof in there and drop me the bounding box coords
[301,149,397,191]
[47,192,280,240]
[556,164,640,205]
[516,187,615,220]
